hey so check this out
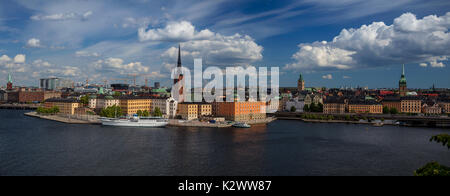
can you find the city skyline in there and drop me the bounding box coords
[0,0,449,88]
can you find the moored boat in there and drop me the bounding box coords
[101,116,168,127]
[232,122,251,128]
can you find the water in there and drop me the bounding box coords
[0,110,449,176]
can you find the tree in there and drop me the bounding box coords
[290,106,296,112]
[317,103,323,113]
[142,110,150,117]
[113,91,122,97]
[303,104,310,112]
[136,110,143,117]
[51,106,59,114]
[80,95,89,106]
[100,105,123,118]
[415,134,450,176]
[390,107,399,114]
[310,103,317,112]
[383,106,390,114]
[153,107,163,117]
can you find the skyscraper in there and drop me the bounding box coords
[297,74,305,92]
[399,64,407,97]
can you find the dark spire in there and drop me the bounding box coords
[177,44,182,68]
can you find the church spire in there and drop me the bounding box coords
[7,72,12,83]
[402,64,405,77]
[177,44,182,68]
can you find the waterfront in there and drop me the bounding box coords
[1,110,449,176]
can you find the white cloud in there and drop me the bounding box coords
[26,38,42,48]
[93,58,151,74]
[419,63,428,67]
[343,76,351,79]
[285,12,450,70]
[75,51,100,57]
[138,21,214,42]
[0,55,12,63]
[32,59,52,67]
[14,54,26,64]
[322,74,333,80]
[31,11,93,21]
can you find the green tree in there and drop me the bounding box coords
[113,91,122,97]
[310,103,317,112]
[317,103,323,113]
[290,106,296,112]
[80,95,89,106]
[415,134,450,176]
[136,110,143,117]
[142,110,150,117]
[153,107,163,117]
[303,104,310,112]
[383,106,390,114]
[51,106,60,114]
[100,105,123,118]
[390,107,399,114]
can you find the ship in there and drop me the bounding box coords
[232,122,251,128]
[100,115,169,127]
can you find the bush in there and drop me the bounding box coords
[414,161,450,176]
[36,106,59,115]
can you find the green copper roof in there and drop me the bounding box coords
[399,64,407,84]
[7,73,12,83]
[298,74,304,82]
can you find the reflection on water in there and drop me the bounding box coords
[0,110,449,176]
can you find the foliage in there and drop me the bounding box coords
[153,107,163,117]
[430,134,450,149]
[113,91,122,97]
[142,110,150,117]
[383,106,390,114]
[99,105,123,118]
[36,106,59,115]
[414,161,450,176]
[137,110,143,117]
[290,106,296,112]
[80,95,89,106]
[389,107,399,114]
[303,104,310,112]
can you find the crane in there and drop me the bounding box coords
[127,73,139,86]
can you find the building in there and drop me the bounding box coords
[382,96,402,112]
[304,94,323,106]
[40,78,73,90]
[297,74,305,92]
[400,96,422,114]
[119,96,151,115]
[89,95,120,110]
[173,44,184,103]
[6,73,13,90]
[348,100,383,114]
[44,98,80,115]
[422,103,442,115]
[438,100,450,114]
[177,102,198,120]
[197,103,212,118]
[0,90,6,102]
[154,82,160,89]
[15,88,61,103]
[323,98,346,114]
[214,101,266,122]
[285,97,305,112]
[399,64,407,97]
[150,97,178,118]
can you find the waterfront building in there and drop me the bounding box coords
[285,97,305,112]
[438,99,450,114]
[400,96,422,114]
[304,94,323,106]
[6,88,61,103]
[40,77,73,90]
[382,96,402,112]
[7,73,13,90]
[422,103,442,115]
[323,98,346,114]
[177,102,198,120]
[89,95,120,111]
[348,100,383,114]
[214,101,266,122]
[399,64,407,97]
[0,90,6,102]
[44,98,80,115]
[197,103,212,118]
[297,74,305,92]
[119,96,151,115]
[150,97,178,118]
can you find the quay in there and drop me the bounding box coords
[0,104,39,110]
[24,112,101,124]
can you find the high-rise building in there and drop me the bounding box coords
[297,74,305,91]
[6,73,13,90]
[399,64,407,97]
[40,77,73,90]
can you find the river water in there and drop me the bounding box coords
[0,110,449,176]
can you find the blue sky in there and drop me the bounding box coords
[0,0,449,88]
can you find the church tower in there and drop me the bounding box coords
[298,74,305,92]
[173,44,184,102]
[399,64,407,97]
[6,73,13,90]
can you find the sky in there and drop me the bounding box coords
[0,0,449,89]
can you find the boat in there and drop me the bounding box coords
[101,115,169,127]
[373,122,384,127]
[232,122,251,128]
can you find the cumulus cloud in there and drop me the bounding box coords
[322,74,333,80]
[26,38,42,48]
[0,55,12,63]
[75,51,100,57]
[31,11,93,21]
[32,59,52,67]
[14,54,26,64]
[138,21,214,42]
[93,58,150,74]
[285,12,450,70]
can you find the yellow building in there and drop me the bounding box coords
[177,103,198,120]
[400,97,422,114]
[44,98,80,115]
[348,100,383,114]
[438,101,450,114]
[197,103,212,117]
[119,97,151,115]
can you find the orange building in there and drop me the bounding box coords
[348,100,383,114]
[400,97,422,114]
[438,100,450,114]
[177,102,198,120]
[382,96,401,112]
[214,101,266,122]
[44,98,80,115]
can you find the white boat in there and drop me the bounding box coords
[232,122,251,128]
[101,116,169,127]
